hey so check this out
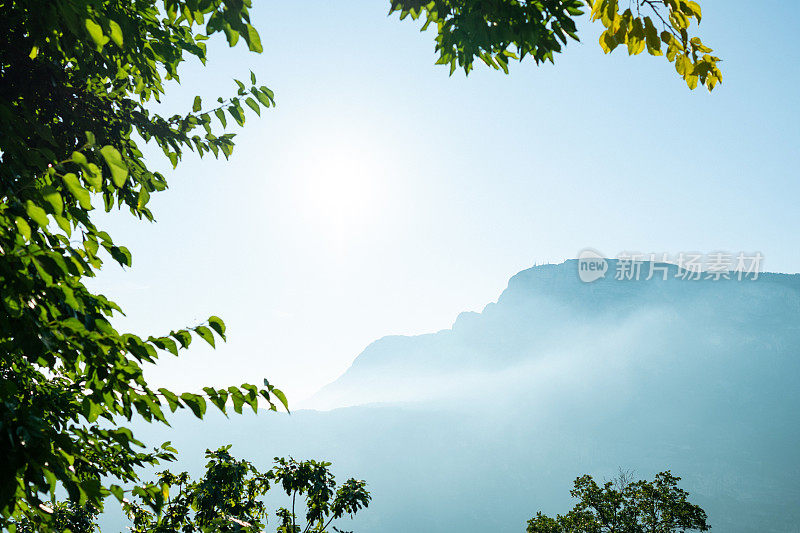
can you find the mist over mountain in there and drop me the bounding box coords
[310,260,800,412]
[110,261,800,532]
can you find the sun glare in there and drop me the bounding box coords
[295,138,385,246]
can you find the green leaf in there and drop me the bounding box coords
[255,90,272,108]
[85,19,108,48]
[228,105,244,126]
[25,200,49,227]
[245,97,261,116]
[62,173,92,209]
[158,388,181,412]
[109,485,125,502]
[272,387,289,412]
[83,162,103,185]
[172,329,192,348]
[83,164,103,190]
[193,96,202,113]
[245,24,263,53]
[41,186,63,216]
[144,395,167,423]
[228,387,245,414]
[215,108,227,128]
[204,387,228,412]
[100,145,129,188]
[223,24,240,46]
[54,214,71,236]
[82,399,102,423]
[108,20,124,47]
[194,325,215,347]
[14,217,31,240]
[108,245,132,267]
[208,315,226,339]
[259,86,275,101]
[180,393,207,418]
[137,187,150,209]
[152,336,179,356]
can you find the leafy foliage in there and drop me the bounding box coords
[122,446,371,533]
[390,0,585,74]
[590,0,721,90]
[526,470,710,532]
[0,0,283,527]
[389,0,721,90]
[13,501,98,533]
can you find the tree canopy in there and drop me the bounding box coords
[122,447,371,533]
[526,471,710,532]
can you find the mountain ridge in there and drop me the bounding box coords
[310,259,800,410]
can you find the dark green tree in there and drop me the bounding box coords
[122,446,371,533]
[391,0,722,90]
[526,470,710,532]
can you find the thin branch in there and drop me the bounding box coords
[640,0,680,39]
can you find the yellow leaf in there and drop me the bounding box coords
[675,55,692,76]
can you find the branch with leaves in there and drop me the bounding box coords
[0,0,284,528]
[591,0,721,90]
[121,447,370,533]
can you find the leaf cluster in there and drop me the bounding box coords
[13,501,98,533]
[590,0,722,90]
[122,447,371,533]
[389,0,585,74]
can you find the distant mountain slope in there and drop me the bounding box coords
[311,260,800,409]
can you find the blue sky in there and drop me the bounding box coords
[88,0,800,402]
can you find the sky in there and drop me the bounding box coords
[87,0,800,403]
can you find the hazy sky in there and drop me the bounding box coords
[87,0,800,402]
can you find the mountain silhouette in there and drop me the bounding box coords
[311,260,800,411]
